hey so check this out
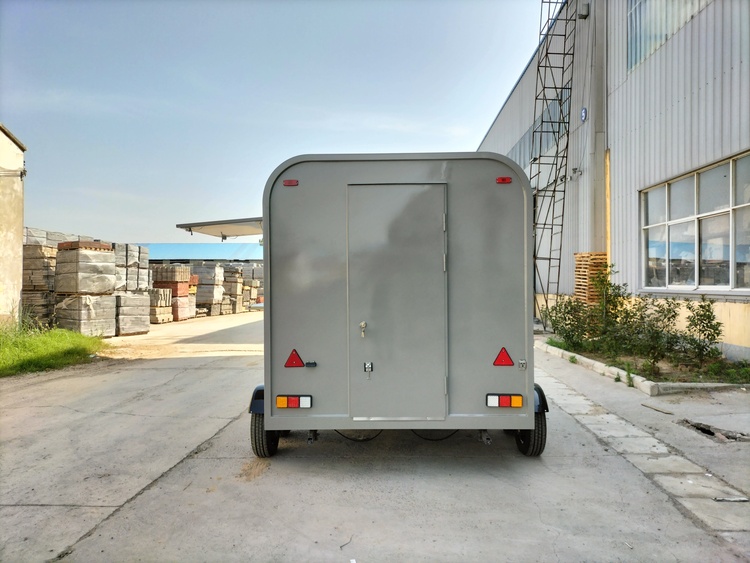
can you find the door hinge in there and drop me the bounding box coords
[519,359,528,370]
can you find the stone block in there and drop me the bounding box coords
[116,293,150,308]
[55,273,116,295]
[116,315,150,336]
[23,245,57,259]
[56,261,116,276]
[154,281,189,297]
[56,317,116,337]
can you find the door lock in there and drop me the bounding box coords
[359,321,367,338]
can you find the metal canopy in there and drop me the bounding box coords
[176,217,263,240]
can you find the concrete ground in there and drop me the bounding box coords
[534,343,750,556]
[0,313,748,561]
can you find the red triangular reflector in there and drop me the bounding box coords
[493,347,514,366]
[284,349,305,368]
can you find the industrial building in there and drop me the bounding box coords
[479,0,749,358]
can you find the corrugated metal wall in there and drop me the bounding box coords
[479,0,605,295]
[607,0,750,291]
[481,0,749,296]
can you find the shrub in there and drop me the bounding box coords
[544,296,591,350]
[683,295,723,366]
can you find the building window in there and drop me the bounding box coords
[627,0,710,70]
[642,153,750,291]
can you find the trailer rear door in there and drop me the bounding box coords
[347,183,447,421]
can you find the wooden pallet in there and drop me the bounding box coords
[574,252,608,304]
[57,240,113,251]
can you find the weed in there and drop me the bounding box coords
[569,355,578,364]
[626,370,634,387]
[0,323,106,377]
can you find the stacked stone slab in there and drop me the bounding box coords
[188,275,198,317]
[24,227,95,247]
[152,265,194,321]
[114,243,150,291]
[114,243,128,292]
[21,245,57,325]
[55,294,117,337]
[244,278,260,309]
[147,288,173,323]
[222,265,244,314]
[138,246,150,289]
[252,265,264,304]
[115,293,150,336]
[54,241,117,337]
[194,264,224,316]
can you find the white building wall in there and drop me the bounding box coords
[607,0,750,290]
[0,126,26,326]
[479,60,536,157]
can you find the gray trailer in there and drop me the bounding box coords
[250,152,548,457]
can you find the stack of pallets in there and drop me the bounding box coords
[152,265,194,321]
[574,252,608,304]
[194,264,224,316]
[223,265,244,314]
[115,293,150,336]
[21,245,57,325]
[147,288,173,323]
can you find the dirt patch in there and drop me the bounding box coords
[237,458,270,482]
[580,352,749,384]
[100,341,183,360]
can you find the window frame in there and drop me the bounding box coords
[640,152,750,295]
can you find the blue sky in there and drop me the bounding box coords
[1,0,540,243]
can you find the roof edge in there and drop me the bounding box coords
[0,123,27,152]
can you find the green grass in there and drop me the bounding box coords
[0,325,108,377]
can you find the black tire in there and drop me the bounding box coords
[515,411,547,456]
[251,412,279,458]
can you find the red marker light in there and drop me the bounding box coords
[496,177,512,184]
[284,349,305,367]
[493,347,514,366]
[283,179,299,186]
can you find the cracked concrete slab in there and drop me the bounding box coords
[602,436,671,455]
[0,505,114,562]
[653,474,745,498]
[676,498,750,531]
[623,454,705,474]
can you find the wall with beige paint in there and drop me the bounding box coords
[0,125,26,326]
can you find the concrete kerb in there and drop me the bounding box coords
[534,340,746,397]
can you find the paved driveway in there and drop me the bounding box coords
[1,313,745,561]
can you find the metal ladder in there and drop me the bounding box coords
[529,0,578,327]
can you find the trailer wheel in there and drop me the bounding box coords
[515,411,546,456]
[251,413,279,458]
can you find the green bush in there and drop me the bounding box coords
[682,295,723,366]
[544,296,591,350]
[543,265,744,383]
